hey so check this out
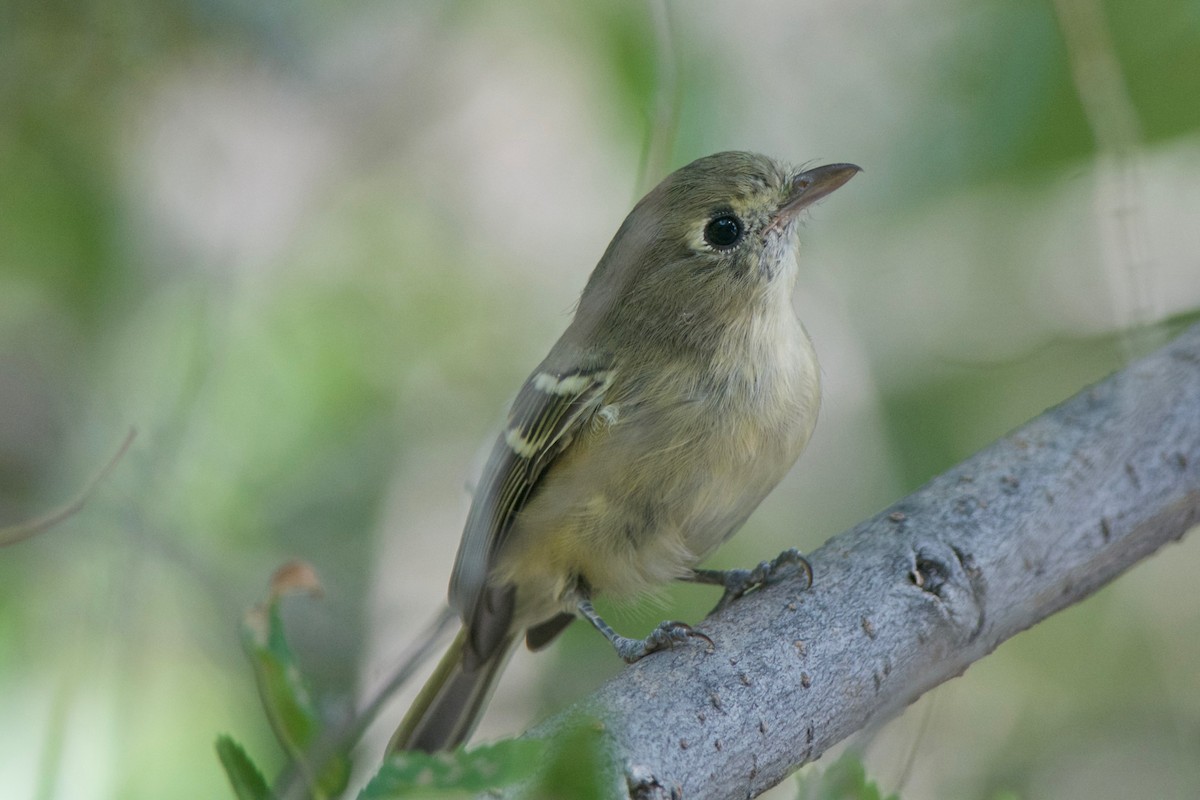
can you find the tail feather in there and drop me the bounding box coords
[389,627,516,753]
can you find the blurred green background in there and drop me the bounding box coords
[2,0,1198,798]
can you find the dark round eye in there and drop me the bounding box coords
[703,214,744,249]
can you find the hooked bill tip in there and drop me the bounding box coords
[789,163,860,199]
[774,162,860,224]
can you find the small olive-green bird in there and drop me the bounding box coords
[391,151,858,752]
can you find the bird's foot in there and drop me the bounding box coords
[611,620,714,663]
[578,600,713,663]
[689,547,813,613]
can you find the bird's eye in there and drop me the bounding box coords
[703,214,744,249]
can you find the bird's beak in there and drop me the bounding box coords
[773,163,861,226]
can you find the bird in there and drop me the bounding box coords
[390,151,859,753]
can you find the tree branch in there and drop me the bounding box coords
[530,322,1200,800]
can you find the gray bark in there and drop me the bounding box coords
[528,322,1200,800]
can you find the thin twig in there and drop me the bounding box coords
[635,0,682,196]
[0,427,137,547]
[1052,0,1161,351]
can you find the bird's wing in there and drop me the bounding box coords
[448,365,613,655]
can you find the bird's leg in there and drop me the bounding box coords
[685,547,813,613]
[577,599,713,663]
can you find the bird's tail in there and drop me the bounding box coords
[388,626,516,753]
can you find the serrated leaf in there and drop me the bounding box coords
[216,735,274,800]
[794,752,900,800]
[359,739,544,799]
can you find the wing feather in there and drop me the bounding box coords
[449,367,612,630]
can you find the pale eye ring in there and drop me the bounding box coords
[703,214,744,249]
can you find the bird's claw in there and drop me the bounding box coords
[766,547,814,589]
[616,620,713,663]
[711,547,813,612]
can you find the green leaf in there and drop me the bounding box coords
[216,735,274,800]
[359,739,544,799]
[243,600,320,751]
[794,752,900,800]
[525,721,609,800]
[241,560,351,798]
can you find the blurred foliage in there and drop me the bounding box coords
[359,739,544,799]
[794,752,900,800]
[1,0,1198,798]
[1106,0,1200,140]
[224,577,541,800]
[216,736,272,800]
[238,561,350,798]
